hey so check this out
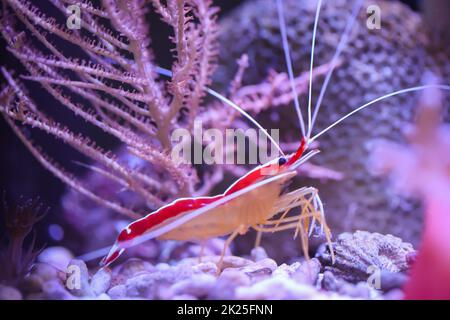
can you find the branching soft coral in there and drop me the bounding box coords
[0,0,221,218]
[0,194,47,285]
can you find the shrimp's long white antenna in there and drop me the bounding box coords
[77,172,295,263]
[309,0,363,137]
[290,149,320,170]
[155,66,284,156]
[306,0,323,139]
[310,84,450,142]
[276,0,306,137]
[206,88,285,156]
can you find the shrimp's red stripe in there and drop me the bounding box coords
[118,168,267,243]
[118,196,221,242]
[224,167,267,195]
[286,137,307,166]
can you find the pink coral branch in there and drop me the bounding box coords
[371,80,450,299]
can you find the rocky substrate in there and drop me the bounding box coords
[0,231,415,300]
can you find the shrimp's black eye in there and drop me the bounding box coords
[278,157,287,166]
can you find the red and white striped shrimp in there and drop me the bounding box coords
[96,0,450,268]
[100,136,329,266]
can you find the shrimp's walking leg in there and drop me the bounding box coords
[254,229,263,248]
[254,216,316,259]
[255,187,334,261]
[263,215,306,225]
[218,225,246,270]
[198,240,206,263]
[273,208,291,229]
[253,217,313,233]
[297,218,310,260]
[307,192,335,263]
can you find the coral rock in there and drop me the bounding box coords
[91,268,112,296]
[170,274,217,299]
[272,262,301,278]
[30,263,60,283]
[66,260,94,297]
[123,262,205,299]
[38,247,74,271]
[0,285,22,300]
[291,259,321,285]
[231,258,278,282]
[191,262,219,276]
[115,258,155,279]
[317,231,415,283]
[209,268,251,300]
[107,285,127,300]
[250,247,269,262]
[42,280,75,300]
[179,255,253,272]
[321,271,376,299]
[124,274,158,299]
[235,276,319,300]
[271,259,321,286]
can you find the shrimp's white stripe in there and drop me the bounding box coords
[309,0,363,137]
[311,85,450,142]
[276,0,306,137]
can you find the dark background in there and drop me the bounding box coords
[0,0,420,246]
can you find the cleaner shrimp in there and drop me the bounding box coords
[81,0,450,268]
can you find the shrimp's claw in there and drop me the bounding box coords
[100,242,125,267]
